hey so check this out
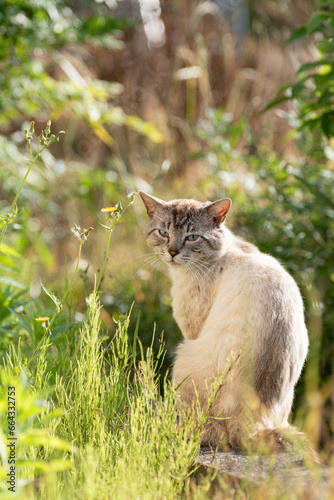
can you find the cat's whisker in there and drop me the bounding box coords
[129,257,160,283]
[186,261,202,289]
[136,252,160,262]
[196,259,218,277]
[194,262,216,284]
[139,251,170,277]
[133,254,162,277]
[186,259,214,285]
[132,252,158,261]
[147,257,162,271]
[196,260,217,275]
[133,259,160,275]
[132,253,159,266]
[151,258,163,281]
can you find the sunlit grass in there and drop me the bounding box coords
[2,288,333,499]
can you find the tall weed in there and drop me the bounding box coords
[52,292,205,499]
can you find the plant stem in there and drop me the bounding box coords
[0,144,44,248]
[63,330,82,381]
[26,330,50,371]
[27,240,84,368]
[49,240,83,330]
[95,197,135,291]
[96,223,113,291]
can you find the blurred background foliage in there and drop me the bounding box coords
[0,0,334,458]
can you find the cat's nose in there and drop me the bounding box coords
[168,248,180,257]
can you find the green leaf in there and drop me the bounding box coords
[297,60,332,74]
[321,111,334,138]
[127,192,135,205]
[80,15,136,37]
[125,116,164,144]
[299,116,321,132]
[41,282,62,312]
[98,222,112,230]
[51,322,78,338]
[306,13,328,34]
[0,327,14,335]
[291,82,305,98]
[287,26,307,43]
[175,374,190,391]
[318,91,333,107]
[16,458,73,473]
[262,94,291,112]
[19,431,74,452]
[132,312,140,366]
[7,307,33,335]
[319,0,334,6]
[317,39,334,54]
[0,254,17,269]
[0,276,26,289]
[0,243,21,259]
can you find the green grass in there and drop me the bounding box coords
[0,122,333,500]
[1,290,333,499]
[0,292,206,499]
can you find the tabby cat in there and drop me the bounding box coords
[139,191,309,450]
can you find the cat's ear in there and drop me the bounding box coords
[138,191,166,219]
[206,198,231,226]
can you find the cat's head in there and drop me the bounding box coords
[139,191,231,268]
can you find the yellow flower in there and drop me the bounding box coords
[35,316,50,328]
[101,207,117,213]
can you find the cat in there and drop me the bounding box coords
[139,191,309,452]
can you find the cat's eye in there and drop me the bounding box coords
[186,234,199,241]
[158,229,169,238]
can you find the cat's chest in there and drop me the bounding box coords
[170,269,220,340]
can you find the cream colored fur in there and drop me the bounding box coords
[139,192,309,449]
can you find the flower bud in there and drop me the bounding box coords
[46,120,51,134]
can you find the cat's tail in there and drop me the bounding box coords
[251,425,320,463]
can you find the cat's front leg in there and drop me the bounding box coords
[171,291,209,340]
[173,337,243,447]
